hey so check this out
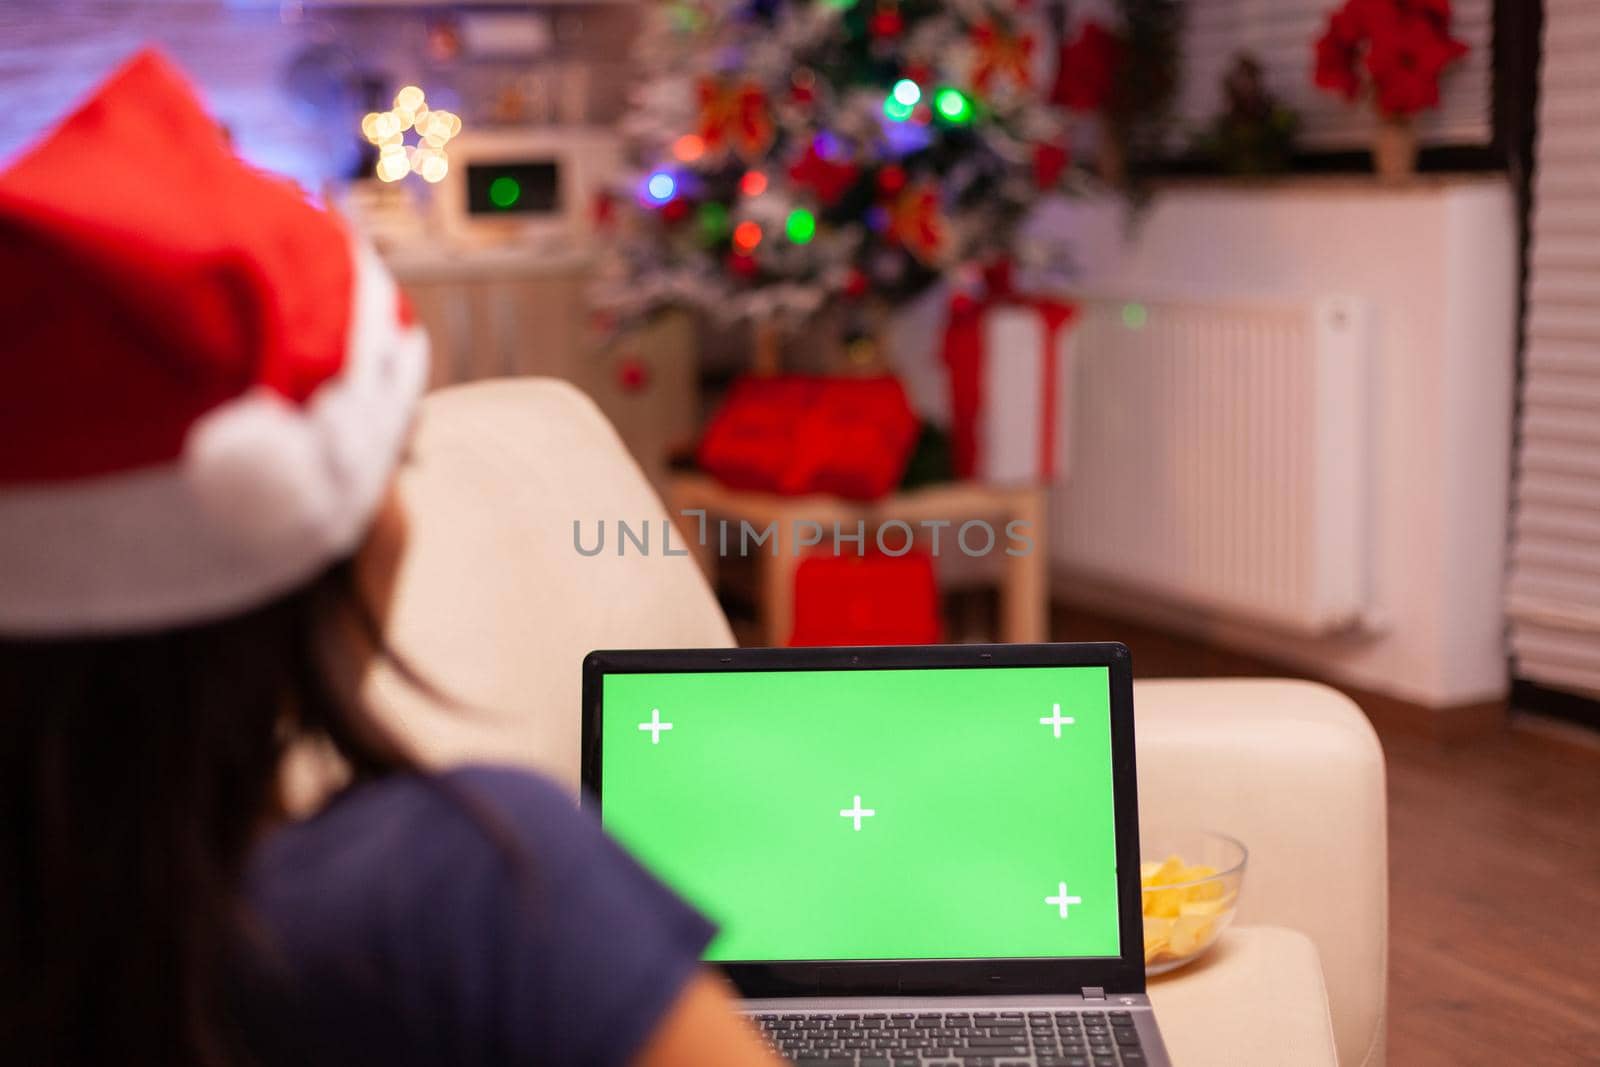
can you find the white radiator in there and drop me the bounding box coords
[1051,295,1372,636]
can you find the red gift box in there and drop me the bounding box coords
[696,375,920,501]
[788,550,943,646]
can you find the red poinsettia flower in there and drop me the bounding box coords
[1365,10,1469,115]
[1312,0,1467,114]
[1397,0,1453,29]
[1051,21,1123,114]
[1314,14,1363,101]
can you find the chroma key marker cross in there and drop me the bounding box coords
[1039,702,1076,738]
[839,795,876,831]
[638,707,673,744]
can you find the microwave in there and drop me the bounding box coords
[432,126,621,251]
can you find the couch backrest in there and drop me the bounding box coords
[340,378,734,792]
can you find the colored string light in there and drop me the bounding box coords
[785,208,817,244]
[933,87,973,125]
[733,220,763,251]
[646,171,678,203]
[739,170,769,197]
[672,134,706,162]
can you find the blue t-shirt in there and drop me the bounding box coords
[233,766,715,1066]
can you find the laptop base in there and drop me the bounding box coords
[742,993,1171,1067]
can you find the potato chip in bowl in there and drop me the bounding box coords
[1140,829,1247,974]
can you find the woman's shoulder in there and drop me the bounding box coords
[240,765,715,1066]
[247,764,620,946]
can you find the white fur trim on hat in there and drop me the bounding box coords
[0,238,428,636]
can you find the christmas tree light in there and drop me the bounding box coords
[733,220,763,251]
[933,87,973,125]
[646,171,678,203]
[698,201,730,243]
[739,171,768,197]
[785,208,817,244]
[672,134,706,162]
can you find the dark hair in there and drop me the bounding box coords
[0,562,412,1066]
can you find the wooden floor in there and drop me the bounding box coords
[1048,605,1600,1067]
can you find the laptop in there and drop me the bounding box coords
[582,642,1172,1067]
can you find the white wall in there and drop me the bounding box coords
[896,178,1518,709]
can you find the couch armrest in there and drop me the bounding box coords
[1135,678,1388,1067]
[1149,925,1338,1067]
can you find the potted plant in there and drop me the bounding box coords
[1312,0,1469,181]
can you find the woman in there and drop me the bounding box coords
[0,52,780,1067]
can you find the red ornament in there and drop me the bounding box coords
[1051,21,1123,113]
[789,141,860,206]
[591,190,617,229]
[727,251,760,278]
[884,181,947,264]
[1032,141,1070,189]
[617,356,651,393]
[660,197,691,222]
[843,268,870,298]
[876,164,907,195]
[869,5,904,39]
[791,69,818,106]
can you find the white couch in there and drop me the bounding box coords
[343,379,1387,1066]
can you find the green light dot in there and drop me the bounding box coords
[1122,302,1149,330]
[933,87,973,125]
[786,208,817,245]
[698,201,730,243]
[883,95,914,122]
[488,176,521,209]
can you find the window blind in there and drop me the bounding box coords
[1168,0,1495,151]
[1507,0,1600,700]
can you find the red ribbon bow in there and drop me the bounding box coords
[697,78,775,160]
[971,20,1036,95]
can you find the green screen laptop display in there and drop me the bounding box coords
[599,665,1121,963]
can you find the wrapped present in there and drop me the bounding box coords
[696,374,920,500]
[942,285,1077,485]
[789,550,943,646]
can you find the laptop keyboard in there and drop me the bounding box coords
[751,1009,1149,1066]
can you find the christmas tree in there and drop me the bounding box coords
[593,0,1130,329]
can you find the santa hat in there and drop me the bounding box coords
[0,51,429,636]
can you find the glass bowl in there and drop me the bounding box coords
[1139,828,1247,975]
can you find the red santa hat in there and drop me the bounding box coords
[0,51,429,636]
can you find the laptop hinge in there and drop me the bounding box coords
[1081,987,1106,1001]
